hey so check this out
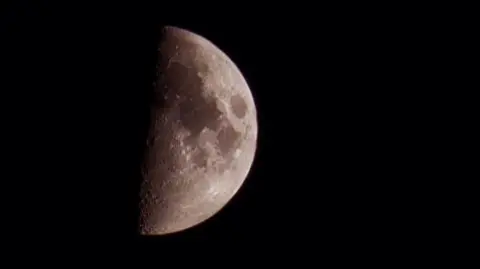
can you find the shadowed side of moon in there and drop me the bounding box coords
[139,26,257,235]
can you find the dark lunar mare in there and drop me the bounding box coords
[165,59,243,167]
[230,94,248,119]
[154,28,242,165]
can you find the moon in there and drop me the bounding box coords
[139,26,258,235]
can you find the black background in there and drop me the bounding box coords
[0,2,422,255]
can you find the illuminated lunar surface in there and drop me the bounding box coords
[139,26,258,235]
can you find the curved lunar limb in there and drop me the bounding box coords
[139,26,258,235]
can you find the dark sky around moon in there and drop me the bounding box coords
[2,2,410,251]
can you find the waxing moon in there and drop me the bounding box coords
[139,26,258,235]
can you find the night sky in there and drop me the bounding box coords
[1,2,417,255]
